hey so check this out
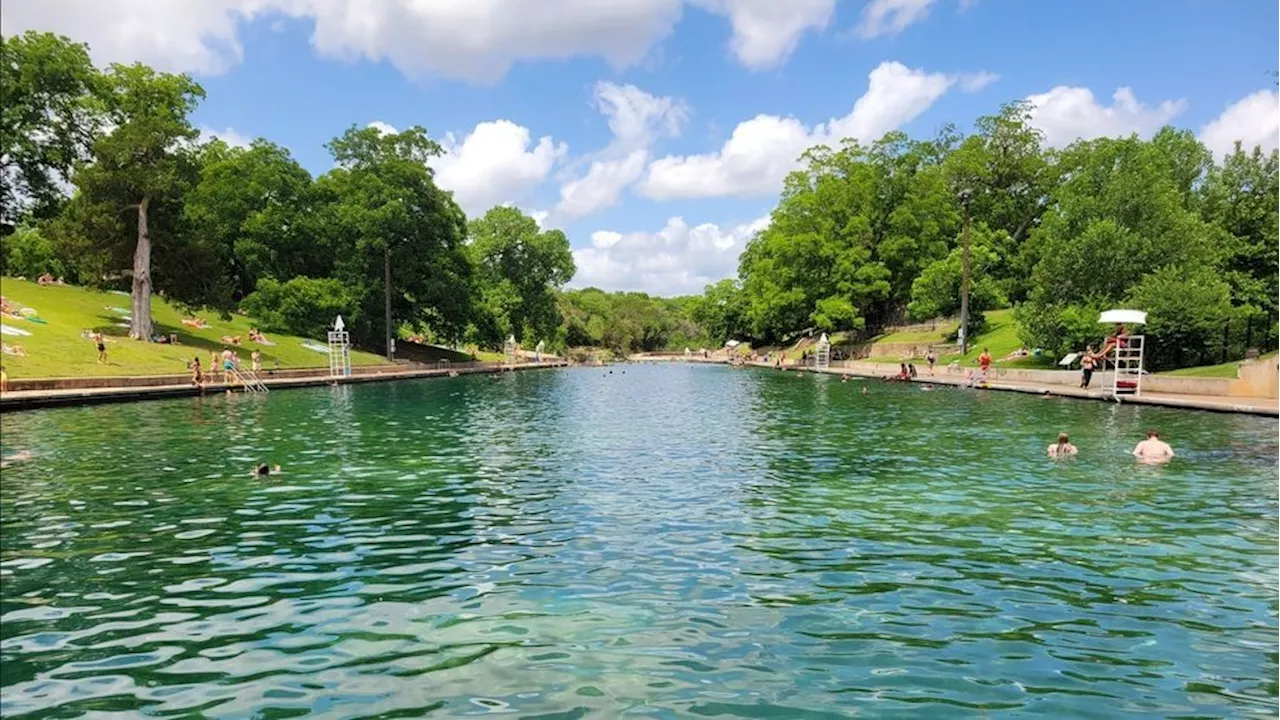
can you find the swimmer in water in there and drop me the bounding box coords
[1047,432,1078,458]
[253,463,282,477]
[0,449,34,469]
[1132,429,1174,463]
[861,386,869,395]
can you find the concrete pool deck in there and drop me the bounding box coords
[0,360,568,412]
[634,354,1278,417]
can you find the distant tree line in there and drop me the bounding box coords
[3,31,1276,368]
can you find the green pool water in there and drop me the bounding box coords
[1,365,1276,718]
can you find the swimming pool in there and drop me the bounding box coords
[1,365,1276,717]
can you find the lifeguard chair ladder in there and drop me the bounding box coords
[814,333,831,371]
[1099,309,1147,397]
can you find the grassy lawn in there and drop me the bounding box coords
[0,278,388,378]
[1158,351,1277,378]
[860,309,1055,368]
[870,320,957,344]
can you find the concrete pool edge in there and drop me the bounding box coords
[635,356,1278,417]
[0,361,568,413]
[784,362,1279,417]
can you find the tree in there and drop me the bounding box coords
[313,124,472,349]
[1126,265,1238,370]
[1017,132,1226,364]
[907,225,1007,322]
[468,206,575,345]
[691,278,745,345]
[943,102,1051,302]
[57,63,205,340]
[1201,145,1280,317]
[184,139,318,305]
[0,31,101,233]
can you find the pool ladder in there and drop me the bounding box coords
[229,368,269,393]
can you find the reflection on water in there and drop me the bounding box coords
[1,365,1276,718]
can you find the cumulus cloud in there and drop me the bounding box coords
[430,120,567,217]
[367,120,398,136]
[199,126,254,149]
[593,81,689,149]
[1,0,850,81]
[0,0,267,74]
[856,0,938,39]
[1024,86,1187,148]
[1199,90,1280,159]
[570,215,770,296]
[692,0,836,69]
[551,82,688,220]
[638,60,977,200]
[555,150,650,220]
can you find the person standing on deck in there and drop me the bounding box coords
[925,349,937,375]
[1080,346,1096,388]
[977,348,993,384]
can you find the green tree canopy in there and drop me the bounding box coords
[468,206,575,346]
[0,31,100,232]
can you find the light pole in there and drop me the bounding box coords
[384,244,394,362]
[958,188,972,356]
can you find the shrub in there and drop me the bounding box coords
[240,276,355,340]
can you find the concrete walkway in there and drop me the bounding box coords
[0,361,567,412]
[756,361,1279,417]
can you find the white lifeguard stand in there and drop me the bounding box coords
[504,335,519,365]
[1099,309,1146,396]
[328,315,351,378]
[534,340,545,364]
[814,333,831,371]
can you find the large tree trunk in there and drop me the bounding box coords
[130,195,153,341]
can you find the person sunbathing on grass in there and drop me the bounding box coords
[220,335,242,346]
[2,343,27,357]
[182,317,209,329]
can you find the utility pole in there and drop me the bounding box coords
[384,244,394,362]
[958,188,972,356]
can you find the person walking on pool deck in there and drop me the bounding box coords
[977,347,993,384]
[926,349,937,375]
[1133,430,1175,462]
[1080,345,1096,388]
[1048,433,1078,458]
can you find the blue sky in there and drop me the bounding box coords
[4,0,1277,295]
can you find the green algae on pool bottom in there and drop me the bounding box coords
[0,365,1276,718]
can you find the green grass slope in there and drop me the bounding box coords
[0,278,388,378]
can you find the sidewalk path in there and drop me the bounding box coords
[0,361,567,412]
[761,362,1278,417]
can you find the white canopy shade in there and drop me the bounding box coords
[1098,309,1147,325]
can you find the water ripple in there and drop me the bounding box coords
[1,366,1276,718]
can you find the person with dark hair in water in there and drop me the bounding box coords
[253,463,282,477]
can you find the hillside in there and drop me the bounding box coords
[0,279,389,378]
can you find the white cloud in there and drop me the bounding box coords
[551,82,687,220]
[638,60,962,200]
[692,0,835,69]
[957,71,999,92]
[367,120,398,135]
[1024,86,1187,148]
[199,126,253,149]
[430,120,566,217]
[571,215,770,296]
[0,0,267,74]
[1199,90,1280,159]
[555,150,649,220]
[856,0,937,39]
[1,0,856,82]
[593,81,689,149]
